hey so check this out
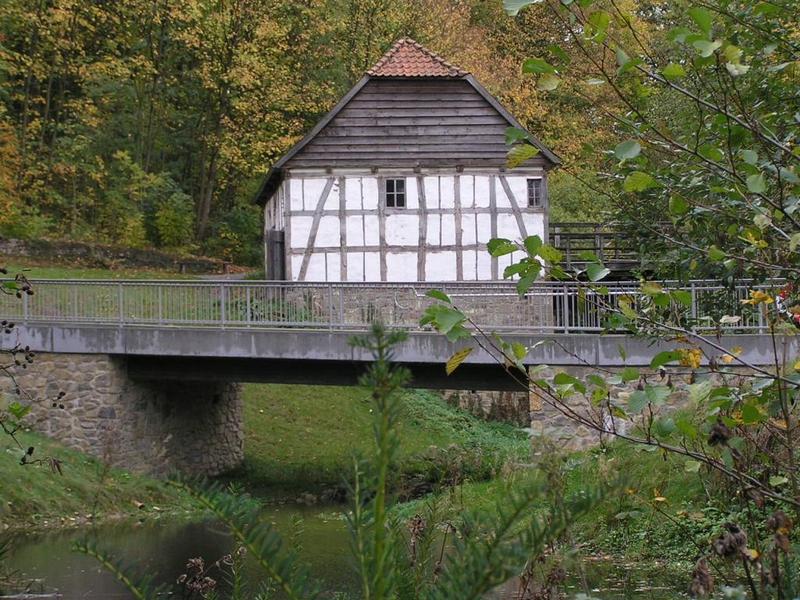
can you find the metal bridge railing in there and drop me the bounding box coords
[0,279,782,334]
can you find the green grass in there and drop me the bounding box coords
[235,384,530,492]
[0,431,196,530]
[3,260,197,280]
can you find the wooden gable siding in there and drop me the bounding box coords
[284,79,544,169]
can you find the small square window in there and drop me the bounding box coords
[527,178,544,208]
[385,178,406,208]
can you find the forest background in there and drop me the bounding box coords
[0,0,618,267]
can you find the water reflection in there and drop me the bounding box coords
[3,505,685,599]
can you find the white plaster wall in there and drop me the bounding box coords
[347,252,365,281]
[364,253,381,281]
[347,215,364,246]
[291,216,313,249]
[386,252,417,281]
[306,254,326,281]
[441,214,456,246]
[345,177,363,210]
[385,214,418,246]
[282,173,547,282]
[475,176,491,208]
[364,215,380,246]
[316,215,340,247]
[362,178,379,210]
[440,176,454,209]
[461,213,477,245]
[427,251,457,281]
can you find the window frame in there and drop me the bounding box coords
[384,177,406,209]
[526,177,545,210]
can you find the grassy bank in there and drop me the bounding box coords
[0,431,196,531]
[234,384,530,494]
[392,440,713,563]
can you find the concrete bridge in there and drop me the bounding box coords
[1,278,793,476]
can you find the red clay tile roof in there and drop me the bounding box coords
[367,38,468,78]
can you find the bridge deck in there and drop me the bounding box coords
[0,279,791,390]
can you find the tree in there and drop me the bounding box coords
[424,0,800,596]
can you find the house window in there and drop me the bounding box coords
[385,178,406,208]
[527,178,544,208]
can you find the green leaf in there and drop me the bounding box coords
[426,289,451,304]
[623,171,657,192]
[587,10,611,40]
[740,402,764,424]
[746,173,766,194]
[769,475,789,487]
[536,73,560,91]
[689,379,714,404]
[688,7,712,35]
[7,401,31,420]
[615,47,630,69]
[586,263,610,282]
[487,238,518,257]
[661,63,686,80]
[507,144,540,168]
[628,390,649,413]
[668,195,690,215]
[739,149,758,165]
[707,245,725,261]
[671,290,692,307]
[646,385,671,406]
[789,233,800,252]
[523,235,543,256]
[692,39,721,57]
[621,366,639,382]
[422,305,466,335]
[554,372,586,394]
[538,245,563,264]
[548,44,570,64]
[614,140,641,160]
[522,58,557,74]
[505,126,532,145]
[685,460,702,473]
[446,347,473,375]
[504,0,537,15]
[516,273,537,295]
[698,144,724,162]
[650,350,681,369]
[511,342,527,361]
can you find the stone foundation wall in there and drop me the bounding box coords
[1,353,243,476]
[278,287,554,329]
[527,365,746,451]
[442,389,529,426]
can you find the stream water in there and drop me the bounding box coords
[2,504,688,599]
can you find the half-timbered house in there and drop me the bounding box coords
[255,38,559,281]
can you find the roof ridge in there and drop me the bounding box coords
[367,38,468,78]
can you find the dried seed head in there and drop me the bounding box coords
[712,523,747,558]
[689,557,714,598]
[708,421,732,446]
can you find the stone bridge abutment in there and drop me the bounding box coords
[5,352,243,476]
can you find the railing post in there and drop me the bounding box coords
[117,283,124,325]
[22,287,28,324]
[246,286,251,327]
[327,284,334,331]
[220,283,226,328]
[157,286,163,325]
[561,284,570,334]
[690,282,697,331]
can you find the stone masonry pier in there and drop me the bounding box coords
[3,353,242,476]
